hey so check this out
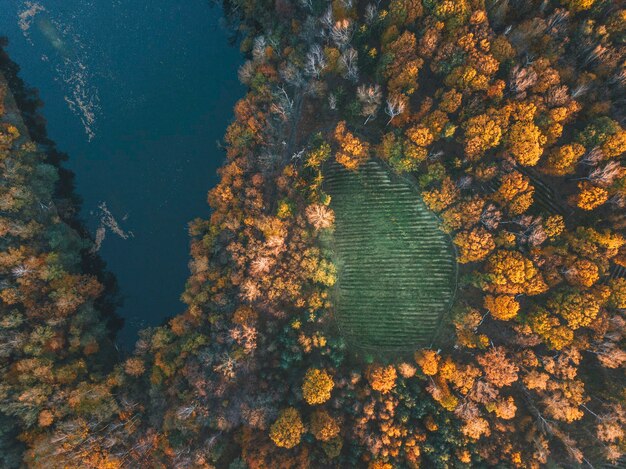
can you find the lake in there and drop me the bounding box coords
[0,0,242,346]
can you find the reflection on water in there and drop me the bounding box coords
[2,0,243,346]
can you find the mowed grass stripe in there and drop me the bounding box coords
[325,159,457,350]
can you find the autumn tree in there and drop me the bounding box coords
[269,408,305,448]
[483,294,519,320]
[382,30,423,95]
[310,409,340,441]
[506,121,546,166]
[476,347,519,387]
[454,227,495,263]
[493,171,535,216]
[334,121,370,170]
[415,349,440,376]
[485,250,547,295]
[366,364,397,394]
[463,114,502,160]
[542,144,585,176]
[574,182,608,211]
[302,368,334,405]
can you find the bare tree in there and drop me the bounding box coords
[385,95,406,124]
[301,15,320,44]
[305,79,326,97]
[610,68,626,88]
[428,150,444,161]
[357,84,382,123]
[582,43,608,67]
[270,86,294,121]
[304,44,327,78]
[608,194,626,208]
[481,204,502,231]
[545,85,569,106]
[280,62,304,88]
[546,8,570,32]
[510,64,538,95]
[331,19,353,48]
[321,6,334,31]
[580,146,603,166]
[341,48,359,82]
[259,153,284,172]
[328,93,337,110]
[291,147,306,162]
[252,35,267,62]
[10,265,32,278]
[176,404,198,420]
[528,224,547,247]
[214,353,237,380]
[365,3,378,23]
[237,61,255,85]
[456,175,473,190]
[588,160,622,187]
[571,83,589,99]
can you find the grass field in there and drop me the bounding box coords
[324,158,457,351]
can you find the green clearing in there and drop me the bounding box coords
[324,158,457,351]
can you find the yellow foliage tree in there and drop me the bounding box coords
[601,129,626,158]
[439,89,462,113]
[484,294,520,320]
[575,182,608,211]
[406,124,434,147]
[422,177,459,212]
[561,0,596,12]
[544,214,565,239]
[506,121,546,166]
[494,171,534,216]
[609,278,626,309]
[383,31,423,95]
[369,461,393,469]
[389,0,423,25]
[302,368,334,405]
[543,143,585,176]
[463,114,502,160]
[548,291,600,330]
[454,227,495,263]
[529,309,574,350]
[441,197,484,232]
[565,259,599,287]
[269,407,305,448]
[485,250,547,295]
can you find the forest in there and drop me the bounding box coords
[0,0,625,467]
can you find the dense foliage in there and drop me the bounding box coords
[1,0,626,467]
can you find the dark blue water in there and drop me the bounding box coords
[1,0,242,346]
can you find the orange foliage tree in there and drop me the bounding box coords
[334,121,370,170]
[366,364,397,394]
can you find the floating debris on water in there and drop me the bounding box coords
[17,1,100,141]
[90,201,134,253]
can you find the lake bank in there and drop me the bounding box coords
[0,0,243,346]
